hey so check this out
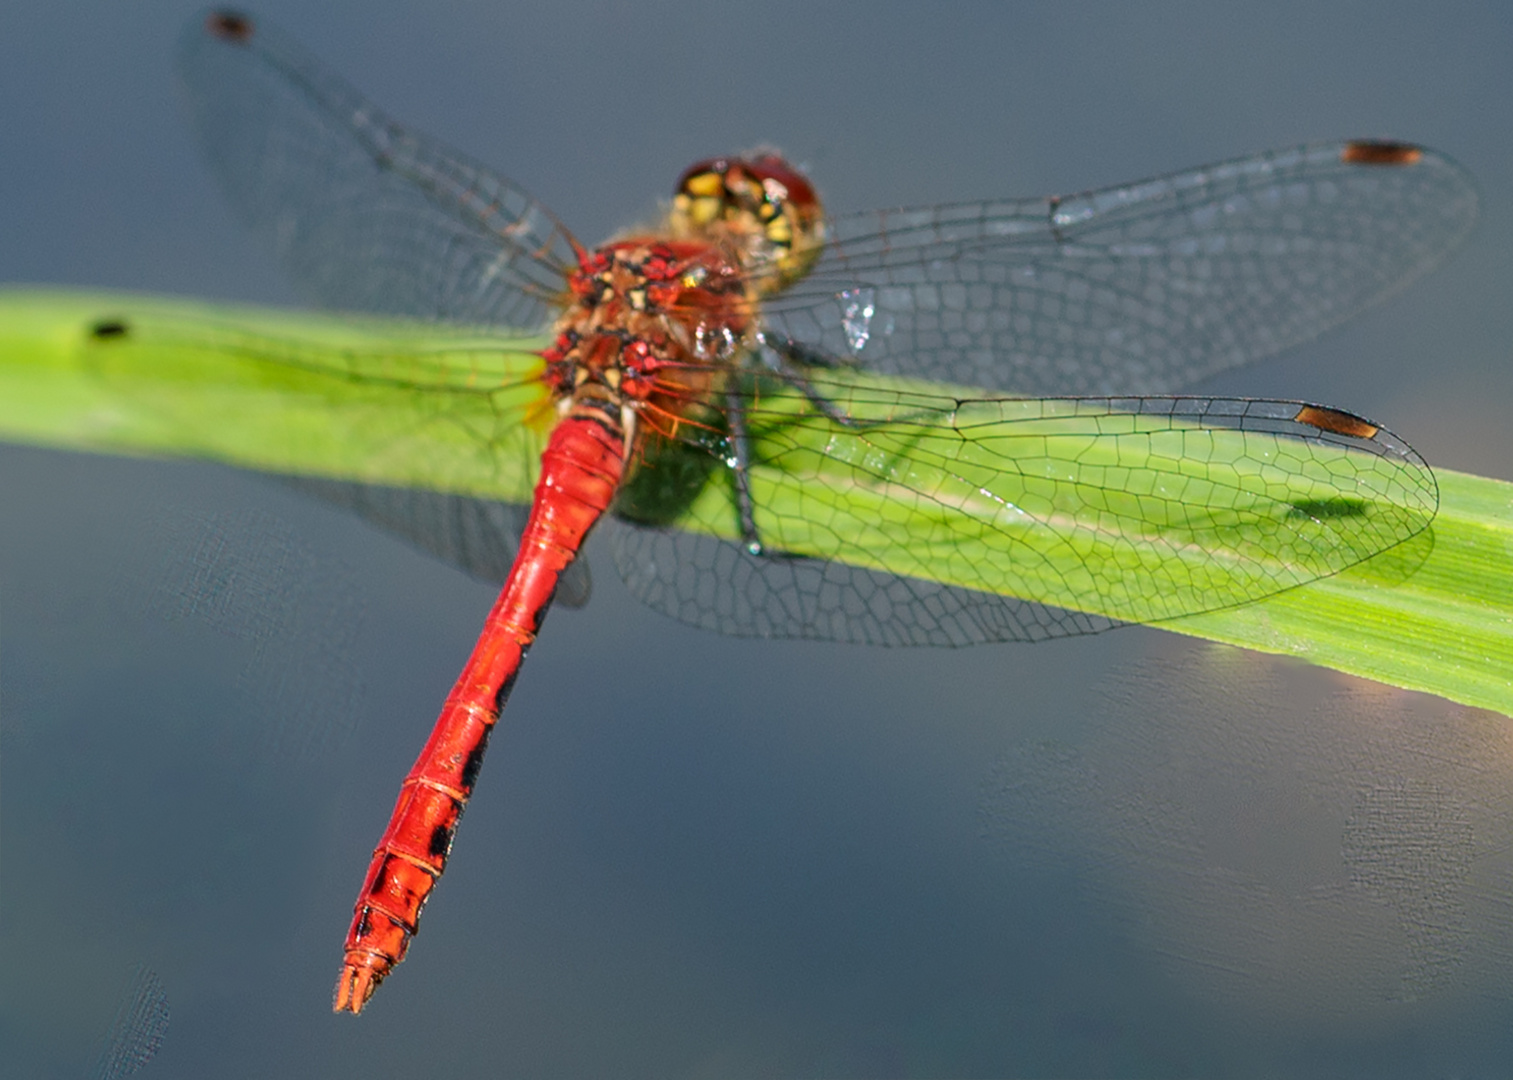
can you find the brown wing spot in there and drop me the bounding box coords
[206,11,255,42]
[89,318,130,340]
[1295,404,1379,439]
[1340,141,1423,166]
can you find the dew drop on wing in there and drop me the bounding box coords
[840,286,876,354]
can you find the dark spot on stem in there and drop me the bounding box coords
[89,318,130,340]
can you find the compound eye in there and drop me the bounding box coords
[742,154,819,215]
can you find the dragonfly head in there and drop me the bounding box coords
[669,152,825,296]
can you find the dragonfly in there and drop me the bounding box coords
[171,10,1471,1014]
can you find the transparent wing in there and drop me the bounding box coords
[760,142,1477,395]
[71,298,580,603]
[610,528,1116,646]
[285,477,591,607]
[176,11,577,329]
[90,965,170,1080]
[73,301,555,516]
[612,377,1436,645]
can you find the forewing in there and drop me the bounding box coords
[760,142,1476,395]
[176,12,576,329]
[613,375,1436,644]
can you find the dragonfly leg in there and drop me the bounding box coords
[759,331,851,370]
[724,384,764,555]
[760,336,864,429]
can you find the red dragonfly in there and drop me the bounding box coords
[176,12,1469,1013]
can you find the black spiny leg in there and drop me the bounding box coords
[724,384,764,555]
[762,334,863,429]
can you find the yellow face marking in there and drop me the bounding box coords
[674,190,722,226]
[684,171,724,197]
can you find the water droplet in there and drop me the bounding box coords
[840,287,876,354]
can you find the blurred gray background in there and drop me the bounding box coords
[2,2,1512,1076]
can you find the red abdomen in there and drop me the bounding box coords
[334,408,625,1013]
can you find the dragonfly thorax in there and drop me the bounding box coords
[544,239,756,430]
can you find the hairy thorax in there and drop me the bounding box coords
[541,239,754,442]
